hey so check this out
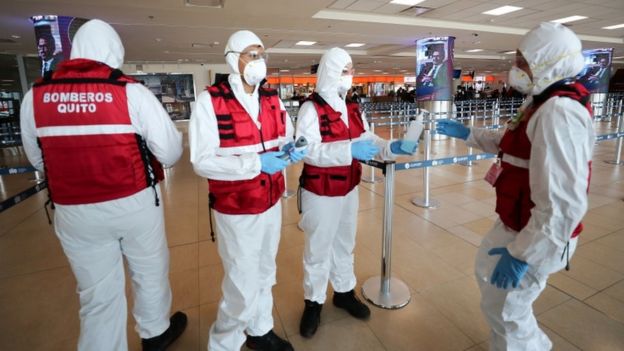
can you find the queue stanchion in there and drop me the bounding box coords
[605,98,624,166]
[282,168,295,198]
[411,117,439,209]
[30,170,45,184]
[389,107,395,140]
[362,121,383,183]
[362,159,411,309]
[460,112,476,167]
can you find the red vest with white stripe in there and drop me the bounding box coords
[32,58,163,205]
[206,81,286,214]
[495,81,592,238]
[300,93,365,197]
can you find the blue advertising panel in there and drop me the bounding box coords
[577,48,612,93]
[31,15,89,76]
[416,36,455,101]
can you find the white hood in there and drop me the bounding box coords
[224,30,264,74]
[519,22,584,95]
[70,19,124,69]
[316,47,352,98]
[315,48,353,125]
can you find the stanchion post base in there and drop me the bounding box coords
[282,190,296,199]
[361,277,411,309]
[361,176,384,184]
[604,160,623,165]
[411,197,439,209]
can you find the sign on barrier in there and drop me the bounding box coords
[0,166,38,176]
[596,132,624,142]
[0,181,47,213]
[395,153,497,171]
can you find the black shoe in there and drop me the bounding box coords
[245,330,294,351]
[333,290,371,320]
[142,311,188,351]
[299,300,323,338]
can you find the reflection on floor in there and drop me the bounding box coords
[1,120,624,351]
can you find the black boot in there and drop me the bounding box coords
[142,311,188,351]
[333,290,371,320]
[299,300,323,338]
[245,330,294,351]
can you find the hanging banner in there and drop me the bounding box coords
[416,36,454,101]
[31,15,89,76]
[577,48,612,93]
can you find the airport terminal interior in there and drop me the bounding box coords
[1,0,624,350]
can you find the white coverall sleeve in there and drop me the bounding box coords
[507,97,594,266]
[296,101,353,167]
[19,90,44,172]
[465,127,505,154]
[189,91,261,180]
[127,83,183,167]
[360,111,396,160]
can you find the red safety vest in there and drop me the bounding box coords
[32,58,163,205]
[300,93,365,197]
[495,81,592,238]
[206,81,286,214]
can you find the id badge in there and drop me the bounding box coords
[484,161,503,186]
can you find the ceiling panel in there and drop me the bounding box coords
[329,0,357,9]
[0,0,621,76]
[374,3,411,14]
[346,0,387,12]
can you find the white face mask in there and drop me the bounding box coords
[242,59,267,86]
[337,75,353,96]
[508,66,533,95]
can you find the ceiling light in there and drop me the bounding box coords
[345,43,365,47]
[551,15,587,24]
[390,0,425,5]
[603,23,624,30]
[482,6,523,16]
[465,49,484,52]
[373,69,382,72]
[185,0,224,8]
[296,41,316,46]
[503,50,516,54]
[280,69,290,72]
[10,35,20,39]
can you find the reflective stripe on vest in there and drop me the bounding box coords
[206,81,286,214]
[495,81,592,237]
[300,94,365,197]
[32,58,163,205]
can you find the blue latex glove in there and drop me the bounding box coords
[288,148,307,163]
[351,140,380,161]
[280,142,307,163]
[390,140,418,155]
[259,152,289,175]
[436,119,470,140]
[488,247,529,289]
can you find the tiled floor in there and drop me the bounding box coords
[1,119,624,350]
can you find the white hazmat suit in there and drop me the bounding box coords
[469,23,595,350]
[20,19,183,351]
[188,30,294,351]
[296,48,396,304]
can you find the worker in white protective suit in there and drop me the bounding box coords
[296,47,418,338]
[20,19,187,351]
[436,22,594,350]
[189,30,304,351]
